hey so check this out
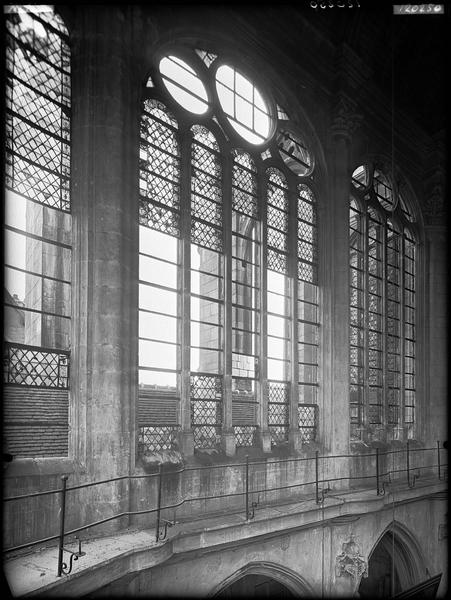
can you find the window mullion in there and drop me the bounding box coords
[381,215,388,432]
[363,208,370,433]
[288,182,299,440]
[258,167,269,441]
[179,128,193,434]
[400,231,406,434]
[222,152,233,445]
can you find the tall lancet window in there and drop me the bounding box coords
[266,168,291,445]
[349,164,418,443]
[4,5,71,458]
[138,47,320,454]
[189,126,224,449]
[231,151,260,448]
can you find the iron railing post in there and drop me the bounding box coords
[376,447,380,495]
[57,475,68,577]
[406,439,410,487]
[245,455,249,519]
[315,450,320,503]
[155,464,163,542]
[437,440,441,480]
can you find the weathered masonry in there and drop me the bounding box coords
[3,4,447,598]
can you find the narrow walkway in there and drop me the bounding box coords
[4,476,446,597]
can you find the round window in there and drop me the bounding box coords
[373,169,395,211]
[215,64,271,144]
[159,56,209,114]
[351,165,369,189]
[277,129,313,176]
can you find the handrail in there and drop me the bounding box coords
[3,441,447,577]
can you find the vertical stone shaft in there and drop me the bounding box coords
[70,6,140,491]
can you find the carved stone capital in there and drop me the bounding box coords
[330,94,363,142]
[335,534,368,580]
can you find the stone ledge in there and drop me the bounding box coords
[5,477,446,597]
[4,457,79,479]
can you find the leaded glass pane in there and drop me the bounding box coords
[4,5,71,460]
[6,6,70,212]
[349,166,417,436]
[277,129,313,176]
[268,381,290,445]
[216,64,271,144]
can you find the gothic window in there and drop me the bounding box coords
[266,168,291,444]
[3,5,71,458]
[349,163,417,443]
[231,151,259,447]
[297,184,319,441]
[138,47,319,453]
[190,126,224,448]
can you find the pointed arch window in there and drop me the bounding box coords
[4,5,71,458]
[349,163,417,443]
[138,47,320,454]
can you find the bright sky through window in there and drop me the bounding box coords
[277,130,313,176]
[216,65,271,144]
[159,56,209,114]
[4,191,36,300]
[352,165,369,189]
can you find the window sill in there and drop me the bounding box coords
[3,457,78,478]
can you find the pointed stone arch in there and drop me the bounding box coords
[209,561,315,597]
[358,520,429,597]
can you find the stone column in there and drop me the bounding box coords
[422,164,447,447]
[70,6,143,524]
[323,93,362,478]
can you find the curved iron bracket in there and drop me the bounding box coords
[317,486,331,504]
[61,537,85,576]
[157,518,174,542]
[408,471,420,489]
[247,494,260,520]
[377,479,391,496]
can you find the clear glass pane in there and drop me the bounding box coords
[139,255,178,289]
[191,270,222,300]
[190,297,223,326]
[216,64,271,144]
[190,348,223,374]
[139,339,178,370]
[139,368,177,389]
[267,336,290,361]
[139,226,178,263]
[160,56,209,114]
[235,96,253,129]
[139,284,177,315]
[139,312,178,343]
[190,322,222,350]
[268,358,289,381]
[267,315,290,338]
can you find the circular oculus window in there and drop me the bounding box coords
[351,165,369,189]
[159,56,209,114]
[277,129,313,176]
[373,169,395,211]
[215,64,271,145]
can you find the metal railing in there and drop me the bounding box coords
[3,441,447,578]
